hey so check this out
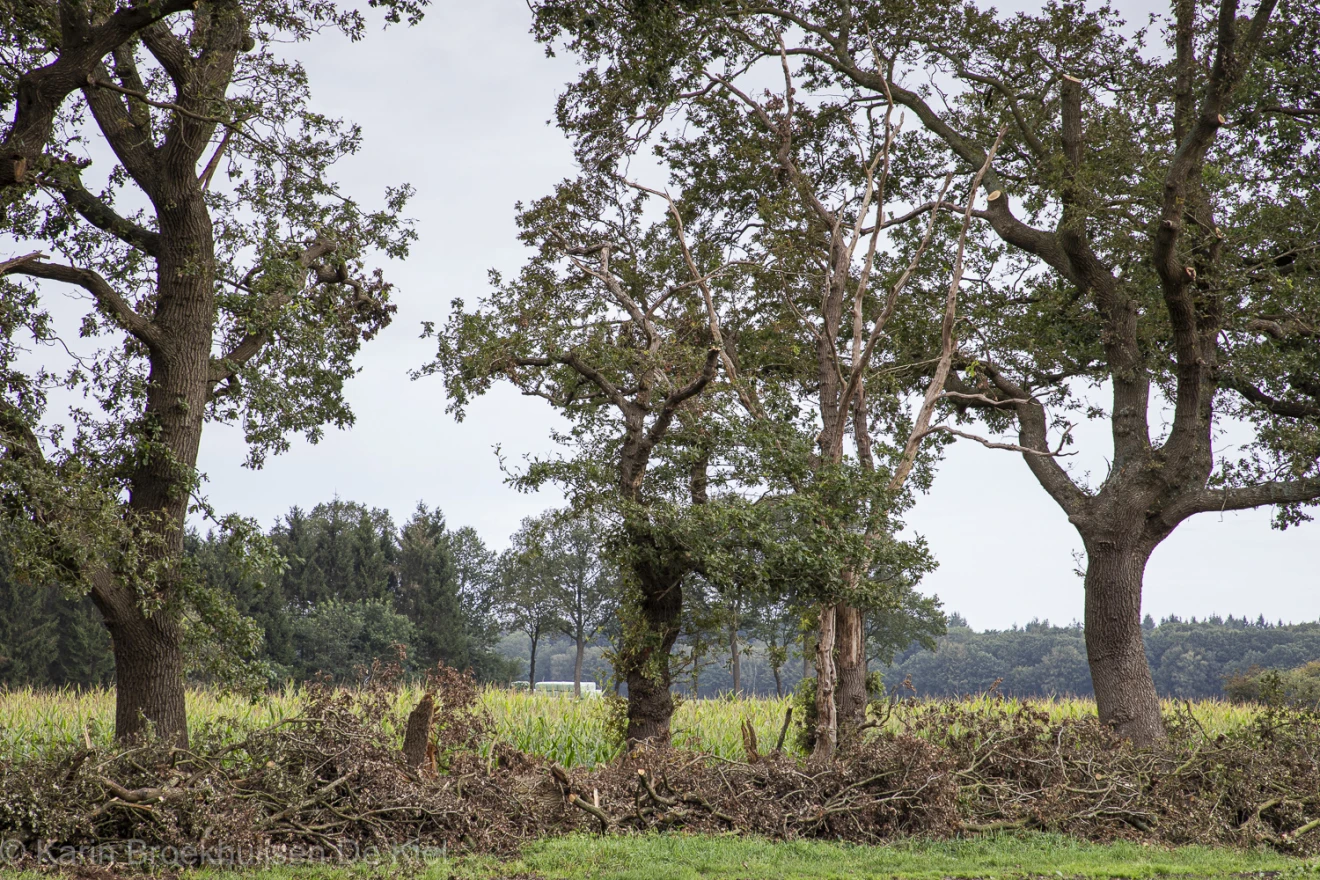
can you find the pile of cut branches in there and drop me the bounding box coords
[1,668,1318,863]
[900,699,1320,853]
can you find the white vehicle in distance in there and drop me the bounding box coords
[532,681,601,698]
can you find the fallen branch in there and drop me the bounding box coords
[567,791,612,832]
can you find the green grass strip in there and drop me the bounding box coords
[5,832,1312,880]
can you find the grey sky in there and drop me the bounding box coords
[45,1,1320,631]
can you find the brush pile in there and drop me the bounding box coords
[1,665,1318,864]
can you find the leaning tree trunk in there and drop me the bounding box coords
[528,632,540,687]
[835,604,867,744]
[1083,540,1164,744]
[812,604,839,761]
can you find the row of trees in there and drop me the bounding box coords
[193,499,510,684]
[1,0,1317,752]
[434,0,1320,751]
[884,614,1320,699]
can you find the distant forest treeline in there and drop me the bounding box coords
[1,500,1317,700]
[884,614,1320,700]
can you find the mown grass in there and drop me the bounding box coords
[0,685,1262,768]
[1,833,1310,880]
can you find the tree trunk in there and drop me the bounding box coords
[1083,542,1164,744]
[622,565,683,744]
[573,624,585,698]
[772,664,783,698]
[401,693,436,769]
[812,604,838,761]
[836,604,867,744]
[528,631,539,687]
[101,606,189,747]
[729,620,741,695]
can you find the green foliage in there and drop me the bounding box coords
[0,549,113,688]
[287,598,414,683]
[0,0,425,715]
[189,499,512,685]
[1225,661,1320,708]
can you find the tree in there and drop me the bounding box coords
[751,597,804,698]
[494,517,566,687]
[531,0,1320,745]
[274,501,397,607]
[426,174,728,742]
[288,597,414,683]
[396,505,508,681]
[0,0,421,744]
[528,4,1016,757]
[538,512,617,697]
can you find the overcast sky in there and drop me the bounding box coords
[26,1,1319,631]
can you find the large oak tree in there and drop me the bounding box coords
[0,0,421,745]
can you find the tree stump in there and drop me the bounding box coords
[402,692,436,770]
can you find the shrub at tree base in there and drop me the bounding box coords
[1225,662,1320,708]
[1,668,1318,863]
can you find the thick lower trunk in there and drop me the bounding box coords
[106,611,188,747]
[836,604,867,743]
[626,662,675,743]
[812,604,838,761]
[573,630,585,698]
[1084,543,1164,744]
[622,569,682,744]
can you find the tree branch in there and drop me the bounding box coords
[646,347,721,449]
[0,0,195,188]
[1221,375,1320,419]
[208,236,344,385]
[44,169,162,257]
[1171,478,1320,519]
[3,258,164,355]
[889,128,1005,493]
[915,425,1074,457]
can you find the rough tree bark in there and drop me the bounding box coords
[1082,542,1162,743]
[811,604,838,761]
[401,693,436,769]
[620,554,685,744]
[835,606,868,744]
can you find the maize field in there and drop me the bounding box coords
[0,685,1262,768]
